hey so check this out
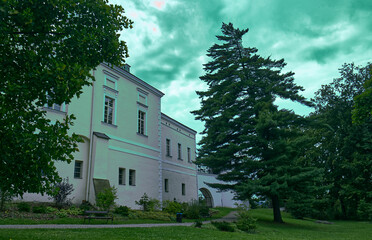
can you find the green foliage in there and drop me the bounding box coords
[51,178,74,207]
[194,219,203,228]
[46,206,58,213]
[32,205,47,214]
[114,205,130,217]
[0,190,14,211]
[96,186,118,211]
[211,221,235,232]
[0,0,132,198]
[182,200,208,219]
[162,200,182,215]
[192,22,319,223]
[352,67,372,124]
[128,210,172,221]
[236,210,257,233]
[135,193,160,212]
[17,202,31,212]
[310,63,372,220]
[79,201,94,211]
[357,200,372,221]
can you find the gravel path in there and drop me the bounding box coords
[0,211,238,229]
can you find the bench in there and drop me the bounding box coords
[83,210,113,223]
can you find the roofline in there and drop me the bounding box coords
[161,113,197,135]
[100,63,165,98]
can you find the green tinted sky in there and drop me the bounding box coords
[112,0,372,140]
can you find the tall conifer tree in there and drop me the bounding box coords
[193,23,320,223]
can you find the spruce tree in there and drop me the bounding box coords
[193,23,320,223]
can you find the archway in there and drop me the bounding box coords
[199,188,214,208]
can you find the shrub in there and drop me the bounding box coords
[128,210,172,221]
[56,210,68,218]
[211,221,235,232]
[194,219,203,228]
[114,205,130,217]
[96,186,118,211]
[17,202,31,212]
[236,210,257,233]
[135,193,160,211]
[51,178,74,207]
[162,200,182,215]
[46,206,58,213]
[182,200,208,219]
[32,205,47,214]
[79,200,94,211]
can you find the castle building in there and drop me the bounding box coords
[21,63,198,208]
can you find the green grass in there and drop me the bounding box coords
[1,209,371,239]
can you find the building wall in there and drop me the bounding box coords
[19,63,199,209]
[161,114,198,202]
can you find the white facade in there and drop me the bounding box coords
[20,63,198,209]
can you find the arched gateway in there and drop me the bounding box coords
[199,188,214,208]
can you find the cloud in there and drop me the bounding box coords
[112,0,372,136]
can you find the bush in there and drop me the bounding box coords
[79,200,94,211]
[96,186,118,211]
[128,210,172,221]
[17,202,31,212]
[135,193,160,211]
[32,205,47,214]
[211,221,235,232]
[194,219,203,228]
[236,210,257,233]
[114,205,130,217]
[182,200,208,219]
[162,200,182,215]
[46,206,58,213]
[51,178,74,207]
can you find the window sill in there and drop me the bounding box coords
[166,155,172,158]
[129,185,136,187]
[43,107,67,115]
[178,158,183,161]
[74,177,82,180]
[101,121,117,128]
[137,132,148,138]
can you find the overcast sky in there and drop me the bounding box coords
[111,0,372,142]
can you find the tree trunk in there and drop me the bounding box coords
[272,195,284,223]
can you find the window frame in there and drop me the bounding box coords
[103,94,117,125]
[187,147,191,163]
[182,183,185,196]
[137,110,147,135]
[74,160,83,179]
[129,169,136,186]
[178,143,182,160]
[166,139,171,157]
[164,178,169,192]
[118,168,126,185]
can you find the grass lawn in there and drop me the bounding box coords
[1,209,371,240]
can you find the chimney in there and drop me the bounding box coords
[122,64,131,73]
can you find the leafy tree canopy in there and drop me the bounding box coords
[193,23,320,223]
[0,0,132,199]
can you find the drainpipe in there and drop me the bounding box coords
[85,70,95,202]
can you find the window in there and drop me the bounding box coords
[166,139,171,157]
[164,179,169,192]
[104,96,115,124]
[178,143,182,160]
[138,110,146,135]
[182,183,185,196]
[129,169,136,186]
[119,168,126,185]
[74,161,83,179]
[46,95,65,112]
[187,147,191,163]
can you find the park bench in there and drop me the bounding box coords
[83,210,113,223]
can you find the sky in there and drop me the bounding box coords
[111,0,372,142]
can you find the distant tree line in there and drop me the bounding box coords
[193,22,372,223]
